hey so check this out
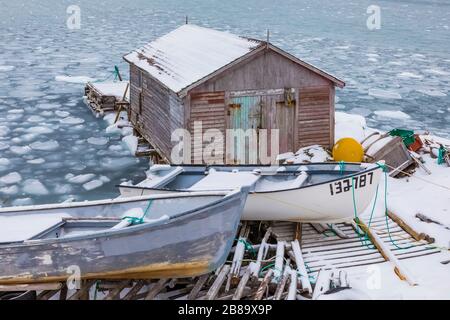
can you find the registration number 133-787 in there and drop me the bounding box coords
[329,172,374,196]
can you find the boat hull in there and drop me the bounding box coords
[0,191,247,285]
[119,164,383,223]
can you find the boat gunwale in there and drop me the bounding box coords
[118,164,382,195]
[0,188,247,248]
[0,190,235,215]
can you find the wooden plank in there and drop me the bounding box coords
[205,265,230,300]
[187,274,210,300]
[0,282,62,292]
[122,280,146,300]
[144,279,169,300]
[253,269,273,300]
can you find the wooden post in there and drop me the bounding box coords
[273,241,285,282]
[123,280,146,300]
[254,269,273,300]
[388,210,434,243]
[352,219,418,286]
[251,228,272,277]
[286,268,297,300]
[188,274,209,300]
[274,259,290,300]
[232,267,252,300]
[104,281,130,300]
[206,265,230,300]
[67,280,96,300]
[291,240,312,293]
[145,278,169,300]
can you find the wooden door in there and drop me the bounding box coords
[275,99,296,153]
[227,96,262,164]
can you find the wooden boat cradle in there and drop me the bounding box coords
[0,213,441,300]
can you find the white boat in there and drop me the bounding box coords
[119,162,384,223]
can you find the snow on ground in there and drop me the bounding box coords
[284,111,450,299]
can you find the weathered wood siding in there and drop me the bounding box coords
[189,48,335,152]
[297,86,332,148]
[129,65,184,161]
[189,92,226,163]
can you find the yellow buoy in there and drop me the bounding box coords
[332,138,364,162]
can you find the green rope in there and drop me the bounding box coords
[122,199,153,225]
[380,167,413,250]
[93,280,99,300]
[338,161,346,175]
[437,145,446,165]
[237,238,257,257]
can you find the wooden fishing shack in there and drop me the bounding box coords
[123,24,345,164]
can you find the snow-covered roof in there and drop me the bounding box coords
[123,24,263,93]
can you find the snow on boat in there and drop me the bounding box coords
[0,189,248,284]
[119,163,384,223]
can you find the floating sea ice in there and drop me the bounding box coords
[109,145,122,151]
[87,137,109,145]
[397,72,423,79]
[53,183,73,194]
[0,142,8,151]
[122,135,138,155]
[0,158,10,166]
[30,140,59,151]
[101,157,137,170]
[60,116,85,124]
[99,175,111,183]
[23,179,49,195]
[0,125,9,136]
[36,103,59,110]
[27,115,46,122]
[10,145,31,155]
[368,89,402,100]
[82,179,103,191]
[105,124,122,134]
[11,198,33,206]
[55,110,70,117]
[27,126,54,134]
[67,173,96,184]
[374,110,411,120]
[424,68,450,76]
[8,109,24,114]
[55,75,96,83]
[0,172,22,184]
[0,185,19,195]
[0,66,14,72]
[416,89,447,97]
[27,158,45,164]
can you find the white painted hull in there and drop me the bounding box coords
[119,167,383,223]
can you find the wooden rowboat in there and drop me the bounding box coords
[0,189,248,285]
[119,162,384,223]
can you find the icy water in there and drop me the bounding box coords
[0,0,449,206]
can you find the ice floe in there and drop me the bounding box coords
[368,89,402,100]
[30,140,59,151]
[82,179,104,191]
[0,172,22,184]
[55,75,96,83]
[60,116,85,124]
[374,110,411,120]
[22,179,49,195]
[87,137,109,146]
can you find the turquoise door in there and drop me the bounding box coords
[228,96,262,164]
